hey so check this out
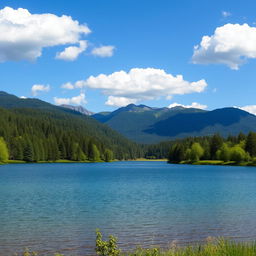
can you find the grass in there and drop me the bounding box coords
[130,239,256,256]
[19,238,256,256]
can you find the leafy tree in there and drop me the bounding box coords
[230,145,248,162]
[190,142,204,161]
[0,137,9,161]
[216,143,230,162]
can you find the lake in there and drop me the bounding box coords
[1,161,256,255]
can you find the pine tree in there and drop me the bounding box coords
[245,132,256,157]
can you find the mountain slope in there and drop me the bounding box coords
[93,104,256,144]
[0,92,141,160]
[61,104,94,116]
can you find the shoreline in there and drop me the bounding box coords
[170,160,256,167]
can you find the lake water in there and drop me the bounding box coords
[1,162,256,255]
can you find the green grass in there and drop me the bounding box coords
[20,238,256,256]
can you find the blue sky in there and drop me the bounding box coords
[1,0,256,113]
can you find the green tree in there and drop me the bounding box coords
[245,132,256,157]
[216,143,230,162]
[190,142,204,161]
[230,145,248,162]
[23,139,34,162]
[88,142,100,161]
[210,134,223,159]
[104,149,114,162]
[168,144,185,163]
[0,137,9,161]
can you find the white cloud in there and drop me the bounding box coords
[20,96,27,99]
[106,96,138,107]
[84,68,206,106]
[0,7,90,62]
[168,102,207,110]
[222,11,231,18]
[56,40,88,61]
[62,68,207,107]
[92,45,115,57]
[31,84,50,96]
[54,93,86,105]
[235,105,256,115]
[192,23,256,69]
[61,82,75,90]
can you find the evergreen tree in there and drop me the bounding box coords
[210,134,223,159]
[104,149,114,162]
[245,132,256,157]
[23,139,34,162]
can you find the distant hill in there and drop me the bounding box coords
[61,104,94,116]
[93,104,256,144]
[0,91,141,160]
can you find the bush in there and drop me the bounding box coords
[95,229,120,256]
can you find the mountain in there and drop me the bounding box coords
[0,92,141,160]
[93,104,256,144]
[61,104,94,116]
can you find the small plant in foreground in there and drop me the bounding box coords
[95,229,121,256]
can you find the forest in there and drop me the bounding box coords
[0,107,143,163]
[0,102,256,164]
[167,132,256,164]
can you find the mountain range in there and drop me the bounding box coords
[92,104,256,144]
[1,91,256,145]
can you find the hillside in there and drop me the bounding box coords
[0,92,142,161]
[93,104,256,144]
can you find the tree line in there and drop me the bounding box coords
[0,107,142,163]
[167,132,256,163]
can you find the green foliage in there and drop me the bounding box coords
[230,145,249,163]
[0,105,141,162]
[210,134,223,159]
[0,137,9,161]
[168,144,185,163]
[104,149,114,162]
[216,143,230,162]
[95,229,120,256]
[167,133,256,164]
[245,132,256,157]
[190,142,204,162]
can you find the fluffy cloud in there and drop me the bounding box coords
[62,68,207,107]
[235,105,256,115]
[106,96,138,107]
[91,45,115,57]
[61,82,75,90]
[192,23,256,69]
[56,40,88,61]
[31,84,50,96]
[168,102,207,110]
[85,68,207,106]
[0,7,90,62]
[54,93,86,105]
